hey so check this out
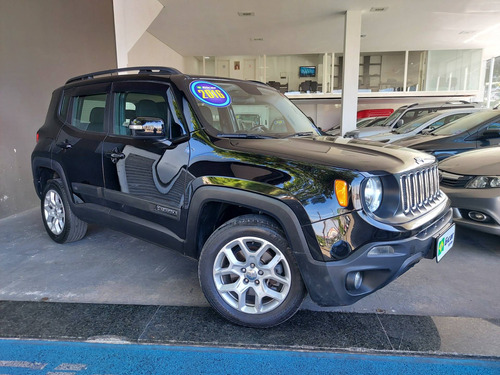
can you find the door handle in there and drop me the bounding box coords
[105,151,126,163]
[106,152,125,159]
[56,142,72,149]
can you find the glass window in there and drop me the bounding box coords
[433,111,499,136]
[69,93,107,133]
[114,92,168,137]
[189,80,319,138]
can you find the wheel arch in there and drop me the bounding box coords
[32,157,68,200]
[184,186,312,262]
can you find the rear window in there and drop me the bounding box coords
[69,93,107,133]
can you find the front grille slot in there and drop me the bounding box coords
[400,165,441,215]
[440,171,473,188]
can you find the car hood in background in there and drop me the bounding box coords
[392,134,449,149]
[439,147,500,176]
[219,136,435,175]
[348,126,391,138]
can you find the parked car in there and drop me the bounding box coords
[345,101,478,139]
[392,110,500,160]
[439,147,500,235]
[32,66,455,328]
[327,116,387,136]
[365,108,481,143]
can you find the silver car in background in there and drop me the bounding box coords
[439,147,500,235]
[365,108,482,143]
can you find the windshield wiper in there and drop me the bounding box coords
[217,133,275,139]
[284,131,314,138]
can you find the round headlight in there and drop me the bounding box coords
[364,177,383,212]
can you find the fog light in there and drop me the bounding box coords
[346,271,363,291]
[368,245,395,256]
[468,211,488,222]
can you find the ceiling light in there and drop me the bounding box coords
[370,7,388,12]
[238,12,255,16]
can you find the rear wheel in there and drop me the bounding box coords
[41,179,87,243]
[198,215,306,328]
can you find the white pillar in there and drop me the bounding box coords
[112,0,163,68]
[330,53,335,93]
[403,50,409,91]
[340,10,362,136]
[486,57,495,108]
[322,53,328,93]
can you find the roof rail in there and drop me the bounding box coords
[66,66,182,84]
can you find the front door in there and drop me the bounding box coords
[101,81,190,249]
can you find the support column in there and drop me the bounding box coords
[340,10,362,136]
[322,53,328,93]
[330,53,335,93]
[486,57,495,108]
[403,50,409,91]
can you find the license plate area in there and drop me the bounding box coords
[436,224,455,262]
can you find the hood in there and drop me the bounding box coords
[220,136,436,175]
[439,147,500,176]
[365,131,403,143]
[348,126,391,138]
[392,134,449,149]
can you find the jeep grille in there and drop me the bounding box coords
[400,165,442,215]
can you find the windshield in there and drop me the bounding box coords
[394,112,441,134]
[432,111,496,136]
[378,107,406,127]
[186,79,319,138]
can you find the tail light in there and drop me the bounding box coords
[36,132,39,143]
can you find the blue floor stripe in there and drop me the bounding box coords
[0,339,498,375]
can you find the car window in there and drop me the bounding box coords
[432,111,499,136]
[69,93,107,133]
[113,92,168,136]
[188,80,318,137]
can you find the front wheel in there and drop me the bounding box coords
[198,215,306,328]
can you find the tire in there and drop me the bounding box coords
[198,214,306,328]
[41,179,87,243]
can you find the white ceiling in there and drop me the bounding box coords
[148,0,500,59]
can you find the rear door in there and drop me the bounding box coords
[53,83,110,204]
[101,81,190,247]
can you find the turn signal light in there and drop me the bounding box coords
[335,179,348,207]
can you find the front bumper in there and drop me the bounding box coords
[441,185,500,236]
[296,208,453,306]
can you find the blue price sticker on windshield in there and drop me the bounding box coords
[190,81,231,107]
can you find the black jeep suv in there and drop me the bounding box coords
[32,67,455,327]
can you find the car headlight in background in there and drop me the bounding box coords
[364,177,383,212]
[466,176,500,189]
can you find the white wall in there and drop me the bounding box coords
[128,32,187,72]
[0,0,117,219]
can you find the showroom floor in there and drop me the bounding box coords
[0,208,499,359]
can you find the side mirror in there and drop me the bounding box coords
[394,119,404,128]
[129,117,165,137]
